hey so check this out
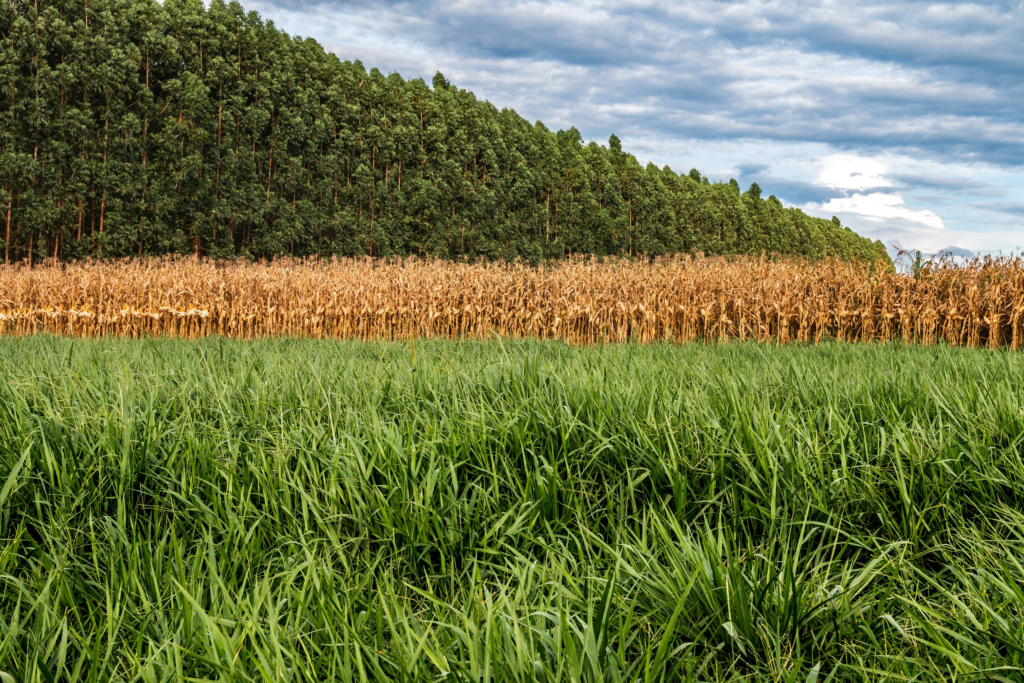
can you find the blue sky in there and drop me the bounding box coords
[246,0,1023,254]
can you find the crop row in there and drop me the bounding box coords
[2,255,1023,347]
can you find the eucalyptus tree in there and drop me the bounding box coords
[0,0,888,264]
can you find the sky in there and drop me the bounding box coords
[243,0,1023,254]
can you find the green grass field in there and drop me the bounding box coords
[1,337,1023,682]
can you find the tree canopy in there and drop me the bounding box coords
[0,0,888,263]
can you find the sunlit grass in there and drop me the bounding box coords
[0,336,1022,681]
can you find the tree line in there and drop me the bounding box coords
[0,0,888,264]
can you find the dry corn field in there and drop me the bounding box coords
[2,255,1024,347]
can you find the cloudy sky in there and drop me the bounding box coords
[245,0,1022,253]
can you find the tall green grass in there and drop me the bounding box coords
[0,337,1022,682]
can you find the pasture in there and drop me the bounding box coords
[0,336,1022,680]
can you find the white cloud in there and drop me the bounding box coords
[818,154,890,191]
[817,193,945,231]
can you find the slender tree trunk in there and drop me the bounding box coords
[4,199,10,265]
[266,151,273,201]
[215,86,222,199]
[266,114,274,201]
[374,145,378,258]
[546,190,550,243]
[99,112,108,233]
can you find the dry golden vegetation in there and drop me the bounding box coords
[1,255,1023,347]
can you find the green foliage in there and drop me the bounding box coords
[0,336,1022,680]
[0,0,887,264]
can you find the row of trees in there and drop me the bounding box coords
[0,0,888,263]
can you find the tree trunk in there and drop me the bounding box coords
[4,199,10,265]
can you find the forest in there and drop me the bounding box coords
[0,0,888,263]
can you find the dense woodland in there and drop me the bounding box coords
[0,0,888,264]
